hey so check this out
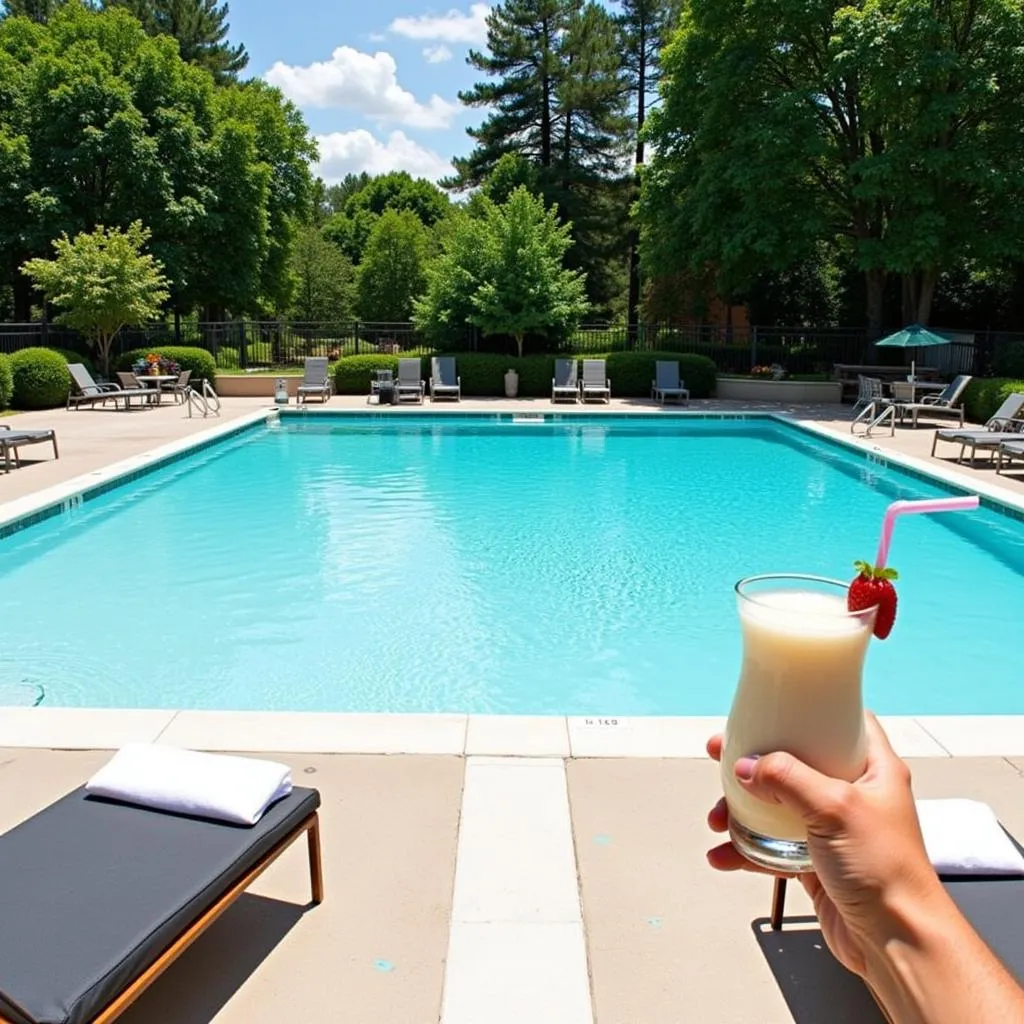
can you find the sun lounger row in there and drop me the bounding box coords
[931,392,1024,473]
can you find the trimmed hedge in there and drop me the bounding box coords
[118,346,217,386]
[10,347,72,409]
[963,377,1024,424]
[0,354,12,410]
[333,350,717,399]
[50,348,97,377]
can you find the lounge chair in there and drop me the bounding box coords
[0,425,59,473]
[0,784,322,1024]
[395,358,425,404]
[296,357,331,405]
[163,369,192,404]
[931,393,1024,463]
[430,357,461,402]
[552,359,579,403]
[581,359,611,403]
[651,361,690,405]
[893,374,972,428]
[66,364,151,411]
[997,439,1024,475]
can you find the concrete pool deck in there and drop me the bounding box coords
[2,745,1024,1023]
[2,393,1024,1021]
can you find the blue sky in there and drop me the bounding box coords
[230,1,493,183]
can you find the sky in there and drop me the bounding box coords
[230,1,494,184]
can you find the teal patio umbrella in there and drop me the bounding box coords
[874,323,953,380]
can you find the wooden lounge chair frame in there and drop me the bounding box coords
[0,811,324,1024]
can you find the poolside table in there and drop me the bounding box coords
[132,375,177,405]
[886,380,947,402]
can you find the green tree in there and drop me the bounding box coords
[287,225,355,322]
[616,0,677,332]
[21,221,169,373]
[355,210,429,322]
[1,0,65,21]
[641,0,1024,333]
[105,0,247,80]
[415,187,589,356]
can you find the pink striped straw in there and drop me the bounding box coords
[875,496,980,568]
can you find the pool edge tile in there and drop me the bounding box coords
[911,716,1024,757]
[156,709,468,754]
[0,707,176,749]
[876,716,951,758]
[465,716,570,758]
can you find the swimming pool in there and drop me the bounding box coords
[0,414,1021,715]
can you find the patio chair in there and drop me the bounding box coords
[162,369,192,404]
[296,357,331,405]
[395,358,425,404]
[581,359,611,403]
[997,439,1024,475]
[0,425,59,473]
[931,393,1024,464]
[0,783,322,1024]
[551,359,579,403]
[430,357,461,402]
[893,374,972,428]
[67,364,151,411]
[852,375,886,413]
[651,361,690,405]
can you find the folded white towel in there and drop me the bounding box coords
[86,744,293,826]
[916,799,1024,876]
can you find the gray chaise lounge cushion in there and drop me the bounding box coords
[0,785,320,1024]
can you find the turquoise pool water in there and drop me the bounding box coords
[0,415,1021,714]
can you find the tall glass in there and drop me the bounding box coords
[721,575,877,872]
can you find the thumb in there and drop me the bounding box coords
[735,751,848,829]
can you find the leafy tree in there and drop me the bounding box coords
[616,0,676,331]
[287,225,355,322]
[105,0,247,81]
[415,187,589,357]
[1,0,65,21]
[21,221,169,374]
[482,152,540,205]
[356,210,429,322]
[325,173,370,212]
[640,0,1024,333]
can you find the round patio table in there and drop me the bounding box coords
[133,375,176,405]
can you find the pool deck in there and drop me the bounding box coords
[2,395,1024,1021]
[3,745,1024,1023]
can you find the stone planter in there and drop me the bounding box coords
[504,370,519,399]
[215,375,300,398]
[715,377,843,404]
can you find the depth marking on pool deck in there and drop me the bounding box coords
[3,709,1024,757]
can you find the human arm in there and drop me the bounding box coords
[707,715,1024,1024]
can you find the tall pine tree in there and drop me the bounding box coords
[617,0,676,333]
[106,0,247,81]
[1,0,65,22]
[450,0,629,313]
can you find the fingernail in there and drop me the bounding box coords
[734,756,760,781]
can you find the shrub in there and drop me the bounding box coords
[604,351,717,399]
[334,355,400,394]
[215,346,240,369]
[992,341,1024,379]
[10,347,72,409]
[963,377,1024,424]
[0,354,12,410]
[118,346,217,386]
[49,348,97,377]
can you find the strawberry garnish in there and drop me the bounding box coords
[848,561,899,639]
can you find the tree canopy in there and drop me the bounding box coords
[355,209,430,322]
[287,223,355,322]
[21,220,169,371]
[415,186,588,356]
[640,0,1024,331]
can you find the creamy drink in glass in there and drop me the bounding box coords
[721,574,877,872]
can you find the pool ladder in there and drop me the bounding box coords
[851,401,897,438]
[184,379,221,418]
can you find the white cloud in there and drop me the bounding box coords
[315,130,454,182]
[423,44,453,63]
[368,32,386,42]
[389,3,489,44]
[265,47,458,129]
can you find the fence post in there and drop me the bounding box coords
[354,321,360,355]
[751,325,758,368]
[239,322,248,370]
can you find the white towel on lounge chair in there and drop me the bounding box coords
[86,743,293,826]
[916,799,1024,876]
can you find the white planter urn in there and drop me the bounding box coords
[504,369,519,398]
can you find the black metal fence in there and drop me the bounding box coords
[2,320,1023,378]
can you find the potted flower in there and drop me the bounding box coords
[504,367,519,398]
[145,352,161,376]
